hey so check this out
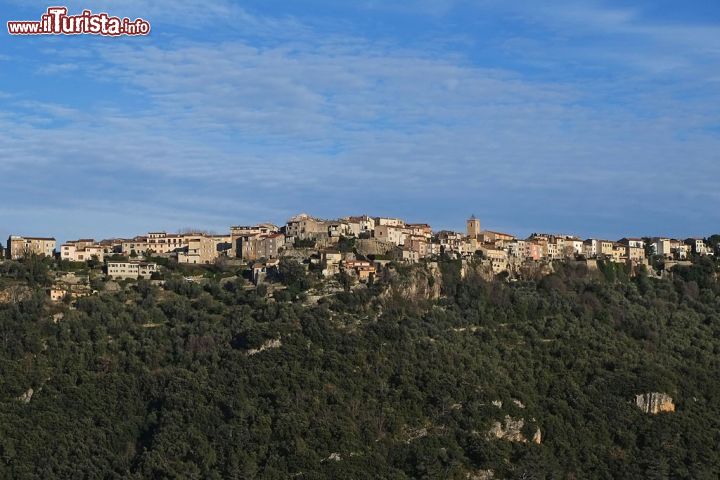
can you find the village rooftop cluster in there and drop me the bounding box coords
[3,213,717,288]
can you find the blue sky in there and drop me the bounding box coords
[1,0,719,244]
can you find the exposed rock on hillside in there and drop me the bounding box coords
[0,285,32,303]
[17,388,34,404]
[487,415,542,444]
[403,426,429,444]
[246,338,282,356]
[635,393,675,414]
[487,415,527,443]
[467,469,494,480]
[381,263,442,302]
[322,452,342,462]
[461,260,495,282]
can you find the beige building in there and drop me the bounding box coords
[61,239,105,263]
[98,238,125,254]
[458,237,480,256]
[237,233,286,261]
[230,224,278,237]
[7,235,56,260]
[356,265,376,281]
[481,230,515,245]
[436,231,465,253]
[669,240,689,260]
[507,240,527,259]
[526,241,544,261]
[466,216,481,239]
[374,225,406,246]
[327,221,351,238]
[685,238,711,255]
[321,250,342,277]
[583,239,598,258]
[404,235,430,259]
[597,240,614,258]
[626,245,645,262]
[286,213,329,240]
[529,233,578,258]
[620,238,645,250]
[564,238,584,257]
[230,224,279,255]
[343,215,375,237]
[252,258,280,284]
[546,241,561,260]
[107,261,158,280]
[480,246,509,273]
[610,243,627,263]
[48,283,92,302]
[651,238,671,258]
[342,260,375,282]
[375,217,405,228]
[178,235,232,265]
[404,224,433,240]
[122,232,190,256]
[401,247,419,263]
[48,286,68,302]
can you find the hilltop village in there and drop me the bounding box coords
[2,214,720,478]
[2,213,718,302]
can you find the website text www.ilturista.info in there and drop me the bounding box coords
[7,7,150,36]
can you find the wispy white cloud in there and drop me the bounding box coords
[4,32,718,188]
[480,0,720,78]
[36,63,80,75]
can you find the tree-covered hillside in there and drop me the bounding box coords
[1,257,720,479]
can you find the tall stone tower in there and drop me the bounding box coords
[467,215,481,239]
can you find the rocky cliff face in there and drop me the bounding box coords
[487,416,526,442]
[246,338,282,356]
[16,388,34,404]
[381,263,442,302]
[461,260,495,282]
[532,427,542,444]
[635,393,675,414]
[0,285,32,303]
[466,469,495,480]
[486,415,542,445]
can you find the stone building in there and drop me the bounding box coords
[178,235,232,265]
[6,235,56,259]
[237,233,286,261]
[107,261,158,280]
[61,239,105,262]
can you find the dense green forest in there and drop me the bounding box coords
[1,256,720,479]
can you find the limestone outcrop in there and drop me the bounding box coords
[487,415,542,445]
[532,427,542,445]
[487,416,526,443]
[467,469,494,480]
[635,393,675,414]
[0,285,32,304]
[246,338,282,356]
[381,263,442,301]
[17,388,34,404]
